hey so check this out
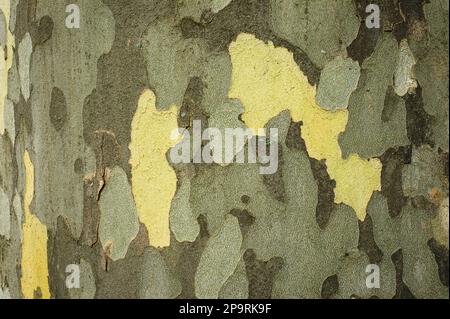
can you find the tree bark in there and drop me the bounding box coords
[0,0,448,299]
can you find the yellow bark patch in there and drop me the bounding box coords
[129,89,179,247]
[0,0,15,133]
[21,151,50,299]
[228,33,381,220]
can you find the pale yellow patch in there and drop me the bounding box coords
[229,33,381,220]
[129,89,179,247]
[328,155,382,221]
[21,151,50,299]
[0,0,15,133]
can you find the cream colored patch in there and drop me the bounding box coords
[21,151,50,299]
[0,1,15,134]
[130,89,179,247]
[228,33,381,220]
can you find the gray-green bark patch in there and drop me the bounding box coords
[140,248,181,299]
[339,33,409,158]
[30,0,115,238]
[218,258,248,299]
[316,56,360,111]
[195,214,242,299]
[170,177,199,243]
[271,0,359,68]
[18,32,32,101]
[0,187,10,239]
[402,145,448,199]
[0,9,6,47]
[98,166,140,261]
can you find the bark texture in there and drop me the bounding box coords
[0,0,448,299]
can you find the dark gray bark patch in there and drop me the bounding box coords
[381,0,408,41]
[73,158,83,174]
[96,255,145,298]
[285,120,307,152]
[179,77,208,129]
[13,0,38,43]
[79,130,121,247]
[0,133,18,197]
[48,216,81,299]
[243,249,283,299]
[321,274,339,299]
[379,146,411,218]
[240,195,250,204]
[309,158,336,229]
[229,208,255,236]
[93,130,121,171]
[80,176,101,247]
[35,15,53,45]
[358,213,383,264]
[391,249,416,299]
[428,239,449,287]
[13,92,33,137]
[174,214,209,299]
[399,0,428,41]
[49,87,67,132]
[347,0,381,65]
[404,85,435,147]
[262,143,286,203]
[287,121,336,229]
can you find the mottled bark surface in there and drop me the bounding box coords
[0,0,448,299]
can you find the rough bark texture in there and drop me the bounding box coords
[0,0,448,299]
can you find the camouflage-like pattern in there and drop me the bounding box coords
[0,0,448,299]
